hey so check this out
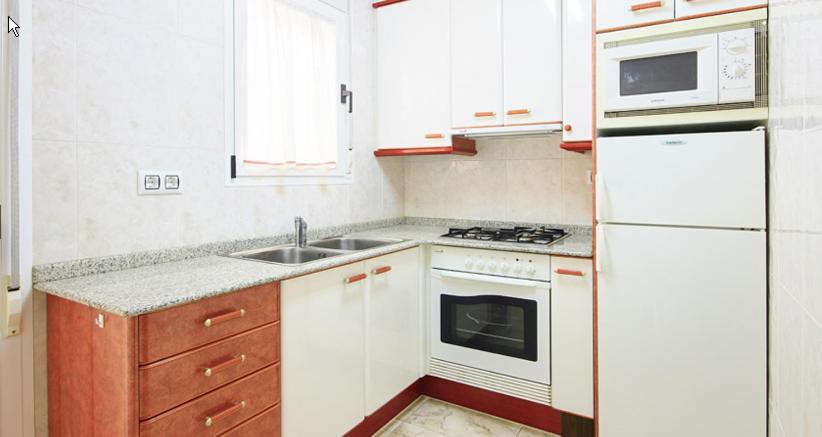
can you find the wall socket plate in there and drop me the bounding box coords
[138,170,184,195]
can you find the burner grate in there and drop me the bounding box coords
[442,226,568,246]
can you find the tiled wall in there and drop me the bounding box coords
[31,0,404,266]
[768,1,822,436]
[404,135,593,225]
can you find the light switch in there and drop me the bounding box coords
[144,174,161,190]
[138,170,184,195]
[164,175,180,190]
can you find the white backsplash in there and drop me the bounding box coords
[404,135,593,225]
[768,1,822,436]
[31,0,404,265]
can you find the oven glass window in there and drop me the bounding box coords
[441,295,538,361]
[620,51,698,96]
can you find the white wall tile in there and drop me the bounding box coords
[505,159,562,223]
[77,0,178,31]
[177,0,223,43]
[32,141,78,264]
[33,0,76,141]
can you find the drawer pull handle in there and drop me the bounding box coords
[204,400,247,427]
[555,268,585,277]
[203,309,246,328]
[344,273,367,284]
[506,109,531,116]
[473,111,496,118]
[630,1,663,11]
[372,265,392,276]
[425,133,444,139]
[204,354,247,377]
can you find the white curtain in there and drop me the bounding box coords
[240,0,339,169]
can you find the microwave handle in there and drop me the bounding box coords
[432,270,544,288]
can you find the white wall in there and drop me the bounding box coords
[404,135,592,225]
[768,1,822,436]
[31,0,404,266]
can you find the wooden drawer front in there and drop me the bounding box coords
[219,404,281,436]
[139,323,280,420]
[139,283,279,364]
[140,364,280,437]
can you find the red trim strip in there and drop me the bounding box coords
[374,142,477,157]
[372,0,409,9]
[560,141,593,154]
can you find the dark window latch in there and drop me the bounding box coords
[340,84,353,113]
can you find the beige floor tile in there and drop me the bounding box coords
[376,420,450,437]
[400,398,521,437]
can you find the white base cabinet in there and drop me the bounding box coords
[550,256,594,418]
[282,248,422,436]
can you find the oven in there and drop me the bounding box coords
[430,247,551,385]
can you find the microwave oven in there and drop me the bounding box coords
[597,9,768,129]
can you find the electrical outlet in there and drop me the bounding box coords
[138,170,184,195]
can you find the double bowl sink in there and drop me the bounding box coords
[229,237,404,266]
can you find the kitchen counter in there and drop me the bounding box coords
[35,224,592,317]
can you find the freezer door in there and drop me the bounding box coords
[597,224,766,437]
[596,131,765,229]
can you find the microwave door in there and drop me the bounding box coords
[602,33,719,112]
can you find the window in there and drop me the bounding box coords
[226,0,352,184]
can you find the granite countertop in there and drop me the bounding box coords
[35,224,592,317]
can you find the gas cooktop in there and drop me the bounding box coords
[440,226,569,246]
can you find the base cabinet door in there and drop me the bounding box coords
[550,256,593,418]
[281,263,368,437]
[365,248,422,414]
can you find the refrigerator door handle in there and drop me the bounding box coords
[595,173,605,222]
[595,225,604,273]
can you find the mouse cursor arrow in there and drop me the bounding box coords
[8,16,19,37]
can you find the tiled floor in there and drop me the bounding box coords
[375,396,561,437]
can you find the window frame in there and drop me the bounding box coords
[224,0,353,186]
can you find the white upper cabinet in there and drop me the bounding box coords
[674,0,766,18]
[503,0,563,126]
[451,0,504,129]
[377,0,451,149]
[561,0,593,142]
[596,0,675,32]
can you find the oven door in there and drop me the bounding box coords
[430,269,550,384]
[602,33,718,112]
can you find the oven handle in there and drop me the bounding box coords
[432,270,546,288]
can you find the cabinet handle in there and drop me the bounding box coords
[555,268,585,277]
[344,273,367,284]
[204,354,247,377]
[204,400,247,427]
[506,109,530,116]
[425,133,444,139]
[564,124,573,132]
[203,309,246,328]
[630,1,663,12]
[473,111,496,118]
[372,266,392,275]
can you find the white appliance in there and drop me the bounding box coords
[597,9,768,128]
[429,245,552,405]
[596,130,767,437]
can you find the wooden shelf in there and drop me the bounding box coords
[374,136,477,157]
[560,141,592,154]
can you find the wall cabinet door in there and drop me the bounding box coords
[550,256,593,418]
[596,0,674,32]
[281,262,367,437]
[562,0,593,142]
[675,0,766,18]
[377,0,450,150]
[364,248,422,414]
[503,0,562,126]
[451,0,503,129]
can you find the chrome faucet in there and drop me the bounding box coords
[294,216,308,247]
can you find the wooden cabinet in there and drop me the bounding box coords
[503,0,563,126]
[450,0,504,129]
[376,0,451,150]
[550,256,594,418]
[451,0,562,129]
[47,283,281,437]
[596,0,675,32]
[281,262,367,437]
[364,247,422,414]
[674,0,766,18]
[561,0,593,143]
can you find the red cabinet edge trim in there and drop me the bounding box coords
[560,141,593,154]
[372,0,409,9]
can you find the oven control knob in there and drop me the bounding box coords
[475,260,486,270]
[487,261,497,271]
[724,38,749,56]
[526,265,536,275]
[512,263,523,273]
[500,262,510,272]
[465,258,474,268]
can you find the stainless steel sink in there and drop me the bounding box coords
[308,237,404,251]
[231,246,347,265]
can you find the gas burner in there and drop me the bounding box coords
[441,226,569,246]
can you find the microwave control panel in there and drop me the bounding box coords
[718,28,756,104]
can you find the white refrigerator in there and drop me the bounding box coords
[595,130,766,437]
